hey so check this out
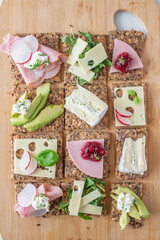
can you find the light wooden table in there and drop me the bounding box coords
[0,0,160,239]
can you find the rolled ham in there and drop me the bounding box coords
[0,34,67,88]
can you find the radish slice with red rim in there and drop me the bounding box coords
[19,151,31,171]
[11,39,32,64]
[20,156,37,176]
[116,113,131,126]
[22,35,39,52]
[17,184,37,207]
[115,108,132,118]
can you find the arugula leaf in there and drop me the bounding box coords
[133,95,139,104]
[105,58,112,66]
[78,31,95,59]
[64,206,69,215]
[78,213,93,220]
[77,78,87,86]
[68,187,73,199]
[84,177,95,189]
[58,200,69,210]
[35,150,59,167]
[60,26,77,54]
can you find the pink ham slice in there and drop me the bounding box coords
[24,205,47,217]
[37,183,63,201]
[14,203,26,218]
[109,39,143,74]
[67,139,104,179]
[0,34,67,87]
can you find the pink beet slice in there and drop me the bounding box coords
[109,39,143,74]
[67,139,104,179]
[17,184,37,207]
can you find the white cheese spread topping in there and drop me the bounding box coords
[12,99,31,115]
[117,192,135,213]
[24,51,50,69]
[32,194,50,212]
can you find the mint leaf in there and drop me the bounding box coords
[78,213,93,220]
[127,89,136,96]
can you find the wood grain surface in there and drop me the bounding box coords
[0,0,160,239]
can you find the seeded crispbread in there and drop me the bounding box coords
[14,181,61,216]
[12,84,64,133]
[65,85,108,130]
[11,132,63,182]
[115,128,148,180]
[107,29,144,81]
[65,131,110,179]
[110,182,143,228]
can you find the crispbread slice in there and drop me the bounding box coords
[110,182,143,228]
[107,29,144,81]
[10,33,61,86]
[11,132,63,181]
[111,82,147,128]
[65,85,108,130]
[12,84,64,132]
[65,131,110,179]
[62,33,107,87]
[14,181,61,216]
[60,180,107,216]
[115,128,148,180]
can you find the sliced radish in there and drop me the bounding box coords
[24,205,47,217]
[19,151,31,171]
[17,184,37,208]
[22,35,39,52]
[116,113,131,126]
[11,39,32,64]
[115,108,132,118]
[14,203,26,218]
[20,156,37,176]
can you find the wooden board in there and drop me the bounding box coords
[0,0,160,239]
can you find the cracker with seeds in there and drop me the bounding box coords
[108,30,144,81]
[9,33,61,86]
[62,33,107,87]
[65,131,110,179]
[111,182,143,228]
[12,84,64,133]
[11,132,63,182]
[111,82,147,128]
[65,85,108,130]
[14,181,61,216]
[115,128,148,180]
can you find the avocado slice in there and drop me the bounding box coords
[11,83,50,126]
[128,205,141,220]
[112,187,150,218]
[24,104,64,132]
[11,91,28,118]
[110,193,118,201]
[24,93,42,119]
[119,210,130,230]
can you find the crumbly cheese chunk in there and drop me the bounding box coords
[68,64,95,82]
[119,136,147,174]
[14,138,57,178]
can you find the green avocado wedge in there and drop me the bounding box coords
[24,93,42,119]
[128,205,141,220]
[24,104,64,132]
[119,210,130,230]
[11,83,50,126]
[111,187,150,218]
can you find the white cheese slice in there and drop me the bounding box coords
[80,189,101,208]
[68,64,95,82]
[67,38,88,65]
[79,204,102,215]
[68,180,85,216]
[114,86,146,126]
[14,138,57,178]
[119,136,147,174]
[78,43,108,72]
[64,85,108,127]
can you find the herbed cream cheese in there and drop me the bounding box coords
[32,194,50,212]
[24,51,50,69]
[117,192,135,213]
[12,99,31,115]
[119,136,147,174]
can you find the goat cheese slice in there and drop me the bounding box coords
[79,204,102,215]
[78,43,108,72]
[68,64,95,82]
[67,38,88,65]
[68,180,85,216]
[119,136,147,174]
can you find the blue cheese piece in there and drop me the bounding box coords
[79,204,102,215]
[80,189,101,208]
[68,180,85,216]
[67,38,88,65]
[78,43,108,72]
[64,85,108,127]
[68,64,95,82]
[119,136,147,174]
[14,139,57,178]
[114,86,146,126]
